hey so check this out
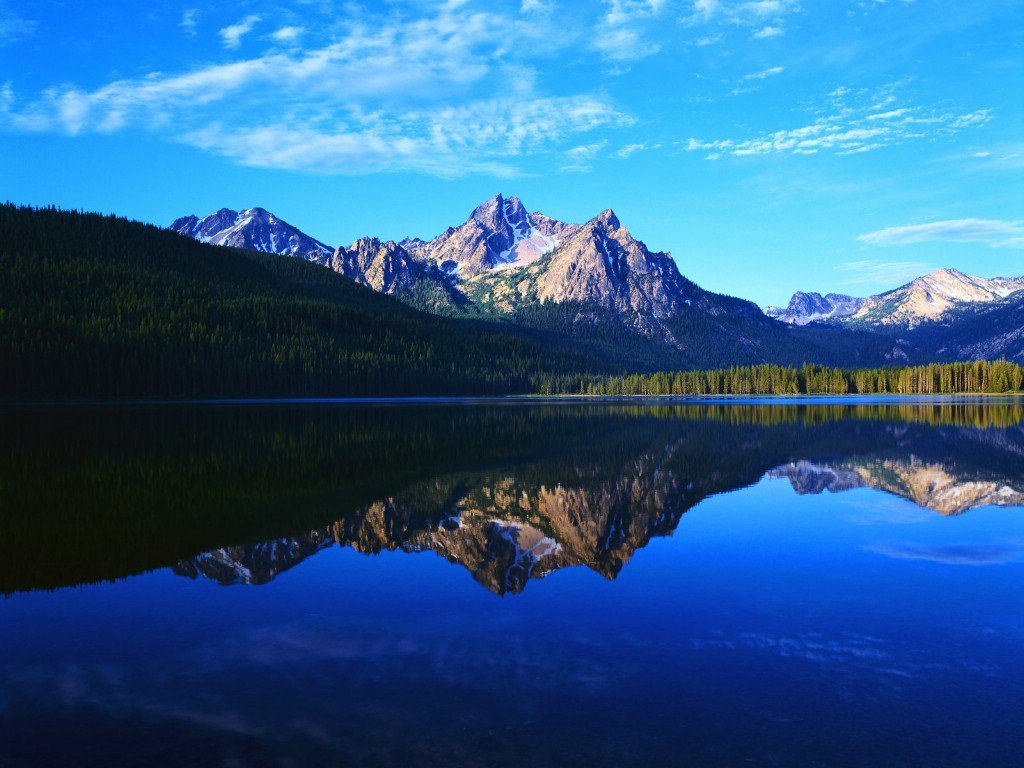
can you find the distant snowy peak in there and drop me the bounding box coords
[853,268,1024,328]
[414,193,579,277]
[169,207,332,258]
[764,291,866,325]
[765,268,1024,328]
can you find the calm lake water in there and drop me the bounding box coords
[2,398,1023,767]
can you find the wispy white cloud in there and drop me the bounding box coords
[0,7,37,46]
[180,92,627,177]
[682,0,800,30]
[520,0,550,13]
[742,65,784,80]
[270,26,303,44]
[593,0,667,64]
[180,9,199,38]
[686,83,992,157]
[858,219,1024,248]
[615,141,658,158]
[219,15,262,50]
[0,4,628,178]
[835,259,934,286]
[561,141,609,172]
[865,542,1024,566]
[692,32,723,45]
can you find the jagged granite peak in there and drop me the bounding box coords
[764,291,866,325]
[414,193,579,278]
[330,237,423,295]
[169,206,333,258]
[463,205,692,331]
[536,208,688,318]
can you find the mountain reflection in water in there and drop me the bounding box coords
[3,399,1022,596]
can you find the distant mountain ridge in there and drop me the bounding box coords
[766,268,1024,330]
[849,268,1024,329]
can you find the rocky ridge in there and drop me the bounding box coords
[171,194,697,333]
[327,237,425,295]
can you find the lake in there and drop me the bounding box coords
[2,398,1022,767]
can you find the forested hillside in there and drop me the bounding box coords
[0,204,615,398]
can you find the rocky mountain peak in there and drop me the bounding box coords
[169,206,332,258]
[414,194,575,277]
[594,208,621,230]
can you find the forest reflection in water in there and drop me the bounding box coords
[2,397,1023,595]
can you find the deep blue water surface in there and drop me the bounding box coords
[1,400,1022,766]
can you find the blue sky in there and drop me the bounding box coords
[1,0,1021,306]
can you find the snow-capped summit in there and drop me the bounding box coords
[406,193,579,277]
[854,268,1024,328]
[169,207,332,258]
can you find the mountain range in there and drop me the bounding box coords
[171,196,1024,363]
[171,196,694,325]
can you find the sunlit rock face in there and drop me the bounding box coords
[464,207,697,336]
[329,237,422,295]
